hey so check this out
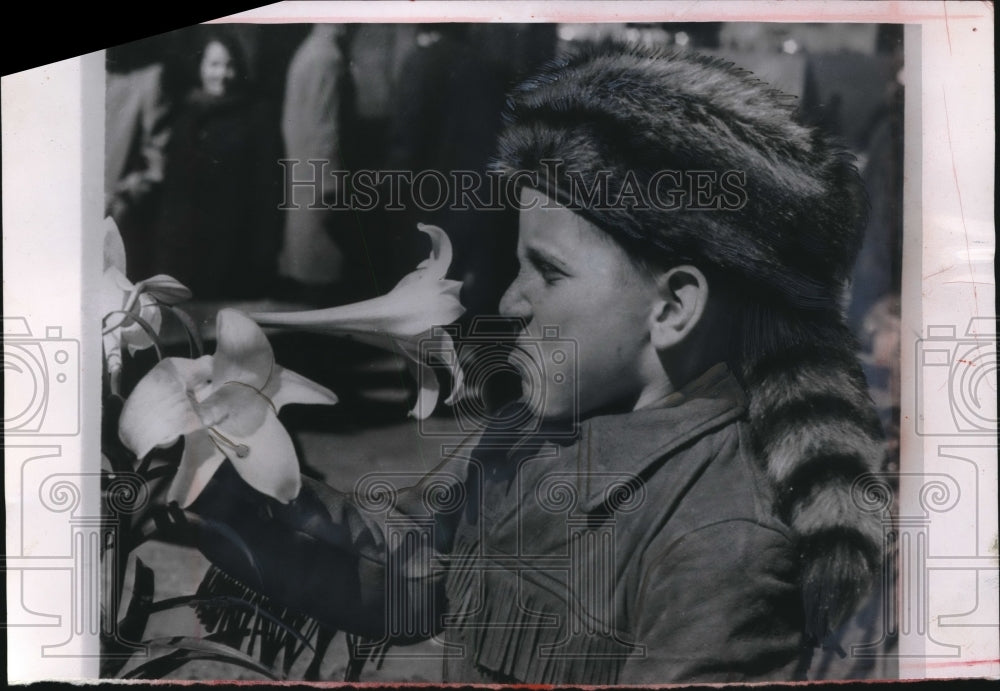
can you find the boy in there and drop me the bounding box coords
[193,44,885,683]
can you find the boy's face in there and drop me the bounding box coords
[499,187,662,421]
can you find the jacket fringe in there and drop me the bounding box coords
[445,540,632,684]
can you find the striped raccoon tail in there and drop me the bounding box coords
[738,305,887,643]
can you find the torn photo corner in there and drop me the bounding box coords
[2,0,996,685]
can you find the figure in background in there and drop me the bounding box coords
[278,24,357,305]
[151,30,282,300]
[386,24,515,315]
[105,43,173,281]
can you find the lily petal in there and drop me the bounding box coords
[437,330,466,406]
[403,353,440,420]
[213,308,274,390]
[195,382,271,434]
[119,357,212,458]
[121,293,163,355]
[251,294,464,414]
[251,224,464,340]
[215,406,302,503]
[140,274,193,305]
[251,298,407,337]
[251,279,465,342]
[168,428,226,508]
[100,267,132,321]
[103,216,127,273]
[395,328,466,408]
[445,364,466,406]
[250,224,465,415]
[413,223,452,281]
[264,366,339,411]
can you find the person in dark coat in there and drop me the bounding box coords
[188,44,887,683]
[385,24,515,315]
[151,31,282,300]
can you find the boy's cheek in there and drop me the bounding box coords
[515,349,578,422]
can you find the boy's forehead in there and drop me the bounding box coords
[518,188,590,237]
[516,187,624,257]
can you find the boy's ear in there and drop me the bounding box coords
[649,265,710,350]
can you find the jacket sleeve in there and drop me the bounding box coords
[187,454,470,642]
[620,519,806,683]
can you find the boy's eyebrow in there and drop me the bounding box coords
[524,245,571,273]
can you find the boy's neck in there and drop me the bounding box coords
[632,378,677,411]
[633,361,731,412]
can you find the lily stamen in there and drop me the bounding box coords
[219,379,279,416]
[208,427,250,458]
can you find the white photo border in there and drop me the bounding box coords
[2,0,995,683]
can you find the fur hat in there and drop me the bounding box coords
[493,43,869,310]
[492,43,886,643]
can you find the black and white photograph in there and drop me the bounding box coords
[95,17,906,683]
[3,1,996,686]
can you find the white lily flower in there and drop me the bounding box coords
[101,217,191,394]
[118,308,339,507]
[251,223,465,420]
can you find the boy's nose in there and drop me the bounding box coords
[499,280,530,320]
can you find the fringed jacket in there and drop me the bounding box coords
[193,364,808,683]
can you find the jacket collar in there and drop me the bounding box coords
[569,363,747,512]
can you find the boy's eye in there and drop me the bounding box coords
[521,248,568,285]
[537,261,564,284]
